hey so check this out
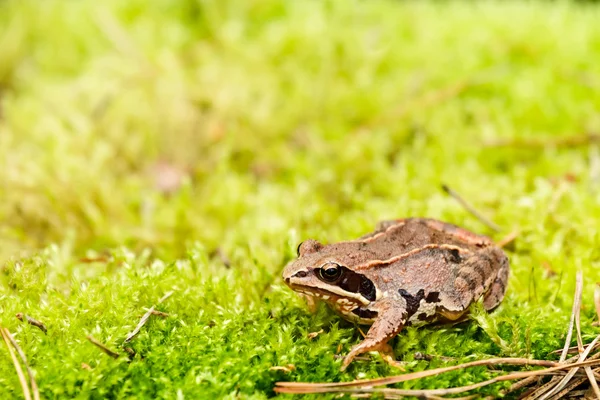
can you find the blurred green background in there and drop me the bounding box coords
[1,0,600,398]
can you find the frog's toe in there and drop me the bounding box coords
[380,353,406,370]
[341,341,400,371]
[341,343,369,371]
[340,350,358,371]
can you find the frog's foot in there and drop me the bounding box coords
[341,339,384,371]
[341,340,405,371]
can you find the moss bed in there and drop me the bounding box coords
[1,0,600,398]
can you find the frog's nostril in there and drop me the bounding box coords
[294,270,308,278]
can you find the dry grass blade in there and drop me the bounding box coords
[551,345,582,356]
[504,375,541,396]
[560,271,583,363]
[86,336,120,359]
[523,376,562,400]
[275,359,600,396]
[538,335,600,399]
[545,368,600,400]
[1,328,32,400]
[521,352,600,400]
[124,290,174,343]
[276,358,559,389]
[574,273,585,353]
[1,328,40,400]
[573,275,600,399]
[538,270,600,400]
[441,184,501,232]
[529,271,590,400]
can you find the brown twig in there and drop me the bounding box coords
[124,290,174,343]
[307,329,324,340]
[413,352,456,362]
[1,328,32,400]
[150,310,169,317]
[441,184,501,232]
[269,364,296,373]
[123,347,136,360]
[86,336,120,359]
[15,313,47,334]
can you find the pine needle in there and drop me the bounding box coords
[124,290,174,343]
[86,336,120,359]
[276,357,560,390]
[441,184,501,232]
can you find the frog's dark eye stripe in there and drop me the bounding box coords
[317,264,376,302]
[358,278,376,301]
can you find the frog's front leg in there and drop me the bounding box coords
[341,299,406,370]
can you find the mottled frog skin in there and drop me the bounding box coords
[282,218,509,370]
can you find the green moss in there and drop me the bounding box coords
[1,0,600,398]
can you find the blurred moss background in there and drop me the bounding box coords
[1,0,600,398]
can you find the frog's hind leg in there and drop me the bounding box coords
[483,248,509,311]
[341,299,406,370]
[450,247,506,311]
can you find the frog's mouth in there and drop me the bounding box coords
[285,281,369,307]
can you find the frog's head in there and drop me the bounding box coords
[282,239,376,307]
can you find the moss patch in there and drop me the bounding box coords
[1,0,600,398]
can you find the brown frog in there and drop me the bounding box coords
[282,218,509,370]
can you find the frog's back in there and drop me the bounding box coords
[355,218,491,259]
[353,218,508,318]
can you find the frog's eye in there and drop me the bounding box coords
[318,263,343,282]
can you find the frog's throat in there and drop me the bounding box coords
[288,283,371,306]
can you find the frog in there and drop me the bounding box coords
[282,218,509,370]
